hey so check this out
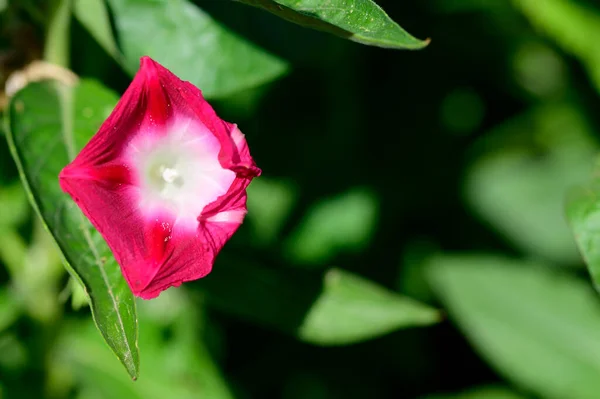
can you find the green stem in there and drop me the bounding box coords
[44,0,72,67]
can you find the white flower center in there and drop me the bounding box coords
[127,118,236,229]
[160,166,179,184]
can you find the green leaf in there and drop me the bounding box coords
[102,0,288,98]
[427,254,600,399]
[465,104,597,264]
[52,291,233,399]
[238,0,429,49]
[45,0,71,67]
[4,79,139,379]
[203,257,440,345]
[73,0,121,61]
[284,188,378,265]
[298,268,440,344]
[566,162,600,288]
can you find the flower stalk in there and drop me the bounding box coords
[44,0,71,68]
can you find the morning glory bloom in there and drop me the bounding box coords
[60,56,261,299]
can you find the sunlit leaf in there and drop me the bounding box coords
[428,254,600,399]
[4,79,139,378]
[298,268,440,344]
[238,0,429,49]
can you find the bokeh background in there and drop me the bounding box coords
[2,0,600,398]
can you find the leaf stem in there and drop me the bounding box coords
[44,0,72,68]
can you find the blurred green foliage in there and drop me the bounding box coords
[6,79,139,377]
[2,0,600,398]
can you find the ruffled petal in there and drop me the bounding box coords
[59,56,261,299]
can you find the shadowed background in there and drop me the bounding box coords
[1,0,600,398]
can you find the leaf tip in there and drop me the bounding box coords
[407,36,431,50]
[419,306,443,325]
[125,360,140,381]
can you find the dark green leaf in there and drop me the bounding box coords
[203,257,440,345]
[238,0,429,49]
[428,254,600,399]
[99,0,288,98]
[4,79,139,379]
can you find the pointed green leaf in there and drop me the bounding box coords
[297,268,440,344]
[99,0,288,98]
[4,79,139,379]
[204,257,440,345]
[52,291,233,399]
[238,0,428,49]
[428,254,600,399]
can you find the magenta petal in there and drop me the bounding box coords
[59,56,261,299]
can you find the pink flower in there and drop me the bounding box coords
[59,57,261,299]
